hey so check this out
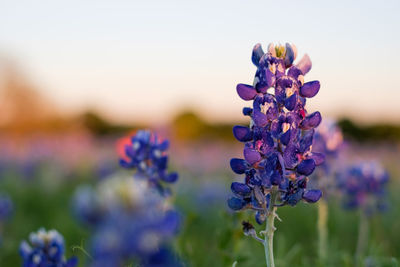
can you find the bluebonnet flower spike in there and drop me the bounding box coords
[227,43,324,267]
[337,161,389,215]
[228,42,323,219]
[73,174,182,267]
[119,130,178,195]
[19,228,78,267]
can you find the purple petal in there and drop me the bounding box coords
[162,172,179,183]
[124,145,136,158]
[284,94,297,111]
[303,190,322,203]
[231,182,252,197]
[244,147,261,165]
[284,144,299,169]
[242,107,253,116]
[264,68,276,88]
[287,66,303,79]
[300,81,320,98]
[296,54,312,75]
[284,43,295,67]
[158,140,170,151]
[255,211,266,224]
[270,171,282,185]
[297,177,307,188]
[237,84,257,101]
[286,188,304,206]
[134,130,151,143]
[270,118,282,138]
[119,159,135,168]
[233,125,253,142]
[230,158,248,174]
[157,156,168,170]
[300,111,322,130]
[297,159,316,176]
[280,129,291,146]
[253,110,268,127]
[227,197,245,210]
[260,131,275,154]
[277,77,293,88]
[278,153,286,172]
[299,130,314,153]
[307,152,325,166]
[252,43,264,66]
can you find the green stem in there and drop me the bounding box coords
[355,211,369,266]
[317,199,328,264]
[264,188,277,267]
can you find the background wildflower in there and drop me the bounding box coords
[337,161,389,215]
[0,193,13,222]
[19,228,78,267]
[119,130,179,195]
[337,161,390,264]
[309,119,343,263]
[74,174,181,266]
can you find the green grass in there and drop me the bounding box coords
[0,168,399,266]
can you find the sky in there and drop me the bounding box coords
[0,0,399,124]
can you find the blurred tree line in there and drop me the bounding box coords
[0,61,399,143]
[83,112,400,144]
[338,119,400,143]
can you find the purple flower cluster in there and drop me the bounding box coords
[91,211,181,267]
[312,119,343,159]
[73,175,181,267]
[337,161,389,214]
[119,130,178,195]
[74,129,182,267]
[228,43,324,224]
[310,119,344,196]
[19,228,77,267]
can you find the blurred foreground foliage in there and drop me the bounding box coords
[0,168,399,266]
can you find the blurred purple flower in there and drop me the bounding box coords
[313,119,343,158]
[119,130,178,195]
[73,175,182,266]
[337,161,389,215]
[19,228,78,267]
[309,119,344,197]
[90,210,181,267]
[0,193,13,221]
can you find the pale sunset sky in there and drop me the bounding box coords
[1,0,399,124]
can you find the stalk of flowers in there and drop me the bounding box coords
[227,43,324,267]
[73,174,181,267]
[73,130,182,266]
[337,161,389,264]
[19,228,78,267]
[119,130,179,196]
[310,119,343,263]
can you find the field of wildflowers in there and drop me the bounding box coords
[0,42,399,267]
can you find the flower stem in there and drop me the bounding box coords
[317,199,328,264]
[264,188,277,267]
[355,211,369,266]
